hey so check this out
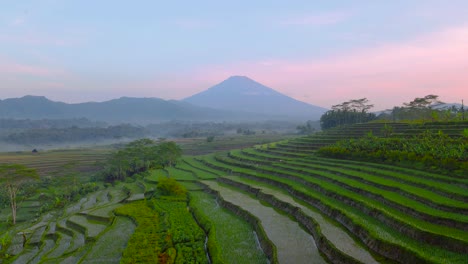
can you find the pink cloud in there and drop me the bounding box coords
[0,56,66,77]
[0,63,57,77]
[193,25,468,110]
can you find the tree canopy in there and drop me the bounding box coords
[381,95,466,122]
[102,139,182,182]
[320,98,375,130]
[403,94,441,109]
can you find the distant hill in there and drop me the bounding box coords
[0,96,238,123]
[0,95,68,119]
[375,102,464,116]
[184,76,327,120]
[431,102,463,110]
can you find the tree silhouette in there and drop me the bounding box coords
[321,98,375,129]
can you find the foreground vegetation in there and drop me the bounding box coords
[318,124,468,175]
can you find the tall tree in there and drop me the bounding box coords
[403,94,441,109]
[396,94,443,121]
[321,98,375,129]
[0,164,39,225]
[158,141,182,168]
[462,100,465,121]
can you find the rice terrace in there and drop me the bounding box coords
[1,117,468,263]
[2,2,468,263]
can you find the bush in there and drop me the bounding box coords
[157,178,187,196]
[0,232,12,259]
[318,130,468,175]
[463,128,468,139]
[79,182,100,195]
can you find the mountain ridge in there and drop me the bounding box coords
[0,95,236,123]
[1,76,327,122]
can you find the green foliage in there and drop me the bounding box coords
[102,139,182,182]
[0,164,39,225]
[463,128,468,139]
[115,201,162,263]
[379,95,466,122]
[117,198,208,263]
[381,124,394,137]
[158,141,183,168]
[318,130,468,174]
[157,178,187,196]
[320,98,375,129]
[0,231,12,258]
[206,135,215,142]
[150,198,208,264]
[36,179,101,215]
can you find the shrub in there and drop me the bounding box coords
[0,232,12,258]
[79,182,100,195]
[318,129,468,175]
[157,178,187,196]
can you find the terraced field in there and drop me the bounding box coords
[172,122,468,263]
[0,149,110,177]
[2,122,468,263]
[1,185,135,264]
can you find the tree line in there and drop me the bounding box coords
[0,118,106,130]
[320,98,376,129]
[101,139,182,182]
[3,124,146,145]
[320,95,466,129]
[384,95,466,122]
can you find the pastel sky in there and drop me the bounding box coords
[1,1,468,110]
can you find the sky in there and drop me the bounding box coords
[1,1,468,110]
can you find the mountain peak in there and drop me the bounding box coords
[226,75,252,81]
[203,75,277,96]
[20,95,50,101]
[2,95,55,104]
[184,76,327,120]
[223,75,261,86]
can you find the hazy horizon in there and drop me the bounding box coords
[1,1,467,110]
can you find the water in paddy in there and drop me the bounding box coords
[203,181,326,264]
